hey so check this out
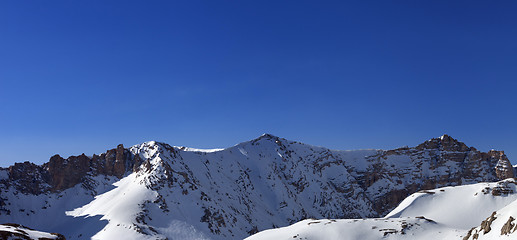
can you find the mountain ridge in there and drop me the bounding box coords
[0,134,513,239]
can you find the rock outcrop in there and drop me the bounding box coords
[363,135,514,215]
[0,135,513,239]
[1,144,139,193]
[6,161,50,195]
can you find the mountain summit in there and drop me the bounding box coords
[416,134,470,151]
[0,135,513,239]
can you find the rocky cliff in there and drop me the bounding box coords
[2,144,135,194]
[0,135,513,239]
[363,134,514,215]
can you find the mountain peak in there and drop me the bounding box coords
[260,133,280,139]
[416,134,470,151]
[249,133,282,143]
[0,135,514,240]
[439,134,451,140]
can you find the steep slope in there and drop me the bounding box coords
[463,195,517,239]
[386,179,517,230]
[0,175,118,239]
[363,134,513,215]
[247,179,517,240]
[0,134,513,239]
[67,139,379,239]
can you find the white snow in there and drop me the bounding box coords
[0,135,513,240]
[67,173,157,240]
[245,218,462,240]
[249,179,517,240]
[157,220,211,240]
[178,147,225,153]
[465,198,517,239]
[0,175,118,239]
[0,224,61,239]
[386,179,517,229]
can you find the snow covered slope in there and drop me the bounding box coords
[0,134,513,239]
[463,190,517,239]
[247,179,517,240]
[386,179,517,229]
[0,175,118,239]
[0,223,65,240]
[245,217,463,240]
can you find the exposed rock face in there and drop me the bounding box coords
[416,134,470,151]
[492,150,514,180]
[6,161,50,195]
[500,216,515,235]
[480,212,497,234]
[1,144,139,193]
[363,135,514,215]
[47,154,91,192]
[0,135,514,239]
[101,144,131,178]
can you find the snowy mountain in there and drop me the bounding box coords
[0,134,513,239]
[247,179,517,240]
[385,179,517,230]
[463,183,517,239]
[0,223,65,240]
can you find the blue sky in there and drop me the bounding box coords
[0,1,516,166]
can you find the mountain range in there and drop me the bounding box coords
[0,134,514,239]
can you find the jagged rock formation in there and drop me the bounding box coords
[364,134,514,215]
[3,144,135,194]
[0,134,513,239]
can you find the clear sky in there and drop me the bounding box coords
[1,1,516,166]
